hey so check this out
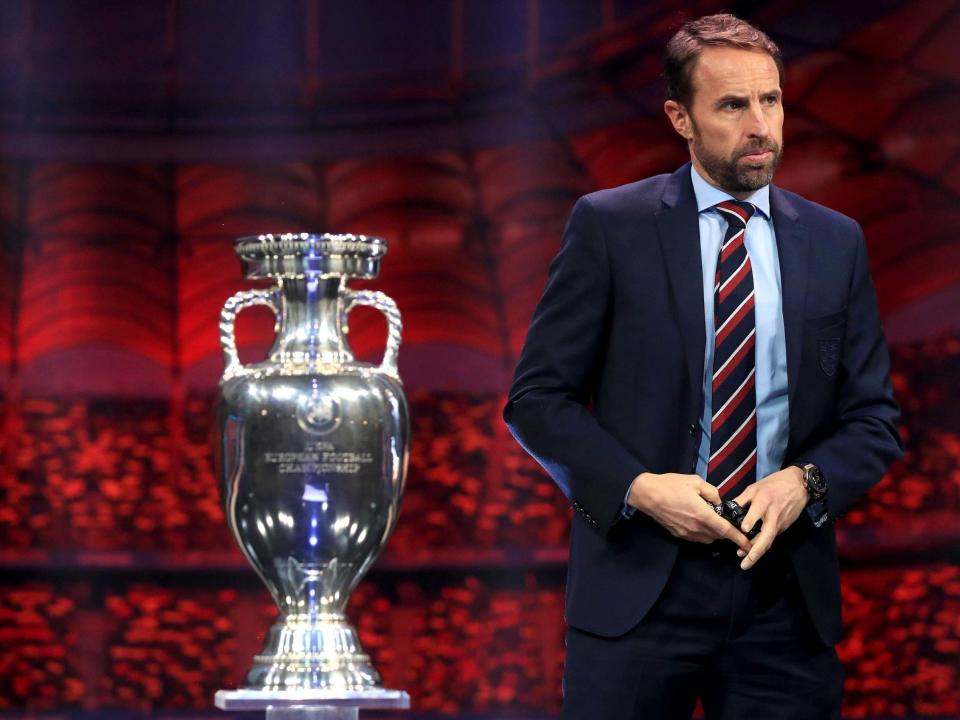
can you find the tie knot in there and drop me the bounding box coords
[715,200,755,229]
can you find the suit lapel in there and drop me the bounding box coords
[655,164,706,413]
[770,185,809,411]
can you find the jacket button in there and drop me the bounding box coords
[688,424,697,436]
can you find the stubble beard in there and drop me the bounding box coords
[692,131,783,194]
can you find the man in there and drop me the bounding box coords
[503,13,903,720]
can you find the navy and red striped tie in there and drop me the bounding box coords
[708,200,758,497]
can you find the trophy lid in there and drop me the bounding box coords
[234,233,388,279]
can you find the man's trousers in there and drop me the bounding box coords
[561,540,844,719]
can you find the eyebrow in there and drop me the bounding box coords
[713,89,782,108]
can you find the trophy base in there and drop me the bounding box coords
[215,688,410,715]
[242,613,385,691]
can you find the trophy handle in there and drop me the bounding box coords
[343,290,402,378]
[219,288,281,379]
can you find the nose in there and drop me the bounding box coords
[746,102,769,138]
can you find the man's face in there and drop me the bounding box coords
[665,46,784,196]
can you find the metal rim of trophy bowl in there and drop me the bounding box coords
[234,233,388,280]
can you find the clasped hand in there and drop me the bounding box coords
[627,467,808,570]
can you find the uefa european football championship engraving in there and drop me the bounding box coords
[213,234,410,714]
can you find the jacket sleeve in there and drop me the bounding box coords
[502,196,647,534]
[798,222,904,521]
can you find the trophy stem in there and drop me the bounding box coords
[266,706,357,720]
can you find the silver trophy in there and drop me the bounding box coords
[213,234,410,717]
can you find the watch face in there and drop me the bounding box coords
[807,466,826,495]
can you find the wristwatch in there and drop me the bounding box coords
[791,462,827,503]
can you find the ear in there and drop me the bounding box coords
[664,100,694,142]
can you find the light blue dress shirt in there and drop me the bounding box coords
[689,164,789,484]
[622,166,790,515]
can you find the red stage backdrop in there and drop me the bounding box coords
[0,0,958,718]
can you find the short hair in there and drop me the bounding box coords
[664,13,784,108]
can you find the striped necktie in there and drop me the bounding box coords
[708,200,758,497]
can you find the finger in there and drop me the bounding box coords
[732,483,756,508]
[740,495,768,535]
[741,520,776,570]
[698,482,721,506]
[705,510,751,554]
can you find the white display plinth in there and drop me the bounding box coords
[215,688,410,720]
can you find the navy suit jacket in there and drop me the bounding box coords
[503,163,903,645]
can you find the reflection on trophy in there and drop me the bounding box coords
[213,234,410,717]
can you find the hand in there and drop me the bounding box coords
[628,472,752,554]
[732,467,808,570]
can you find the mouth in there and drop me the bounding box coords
[739,150,773,164]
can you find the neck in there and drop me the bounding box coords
[269,276,355,367]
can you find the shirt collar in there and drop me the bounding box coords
[690,163,770,220]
